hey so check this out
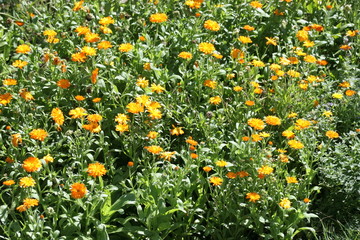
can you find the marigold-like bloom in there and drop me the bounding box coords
[296,30,308,42]
[288,139,304,149]
[325,130,339,139]
[279,198,291,209]
[204,20,220,31]
[295,119,311,130]
[203,166,212,172]
[257,165,273,175]
[75,95,85,101]
[186,137,198,146]
[136,77,149,88]
[84,32,100,43]
[190,153,198,159]
[340,44,352,50]
[51,108,64,126]
[286,176,299,183]
[81,46,97,56]
[19,89,34,101]
[332,92,343,99]
[311,24,324,32]
[251,60,265,67]
[29,129,48,141]
[99,16,114,26]
[198,42,215,54]
[265,37,277,46]
[23,198,39,208]
[11,133,22,147]
[22,157,41,172]
[144,145,163,154]
[160,151,176,161]
[243,25,255,31]
[3,78,17,86]
[119,43,134,52]
[282,130,295,139]
[126,102,144,114]
[203,80,217,89]
[304,55,317,63]
[12,60,28,69]
[146,131,158,139]
[16,44,31,54]
[247,118,265,130]
[115,113,130,124]
[82,122,101,133]
[178,52,193,59]
[170,125,184,136]
[73,1,84,11]
[150,83,165,93]
[185,0,204,9]
[265,116,281,126]
[75,26,90,36]
[149,13,168,23]
[237,171,249,178]
[115,123,129,132]
[250,1,263,8]
[238,36,252,44]
[56,79,70,89]
[231,48,245,59]
[3,180,15,186]
[19,176,36,187]
[16,205,28,212]
[87,162,107,177]
[209,176,223,186]
[42,154,54,163]
[87,114,102,123]
[287,70,301,78]
[246,192,260,202]
[0,92,13,105]
[303,198,311,203]
[97,41,112,50]
[345,89,356,96]
[233,86,243,92]
[70,183,87,199]
[215,160,228,167]
[71,52,87,62]
[139,36,146,41]
[143,62,151,70]
[69,107,87,119]
[209,96,221,105]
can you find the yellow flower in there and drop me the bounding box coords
[265,37,277,46]
[204,20,220,31]
[296,30,308,42]
[0,93,12,105]
[75,26,91,36]
[23,198,39,208]
[251,60,265,67]
[279,198,291,209]
[147,131,158,139]
[22,156,42,172]
[126,102,144,114]
[87,162,107,177]
[332,93,343,99]
[71,52,87,62]
[198,42,215,54]
[118,43,134,52]
[215,160,228,167]
[81,46,97,56]
[29,129,48,141]
[73,1,84,11]
[304,55,317,63]
[231,48,245,59]
[243,25,255,31]
[19,176,36,188]
[282,130,295,139]
[257,165,274,175]
[170,125,184,136]
[16,44,31,54]
[203,80,217,89]
[322,111,333,117]
[19,89,34,101]
[12,60,28,69]
[295,119,311,130]
[325,130,339,139]
[69,107,87,118]
[115,124,129,133]
[43,154,54,163]
[233,86,243,92]
[84,32,100,43]
[3,78,17,86]
[149,13,168,23]
[209,176,223,186]
[246,192,261,202]
[136,77,149,88]
[159,151,176,161]
[11,133,22,147]
[97,41,113,49]
[238,36,252,44]
[250,1,263,8]
[286,176,299,183]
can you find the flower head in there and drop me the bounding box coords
[325,130,339,139]
[279,198,291,209]
[29,129,48,141]
[204,20,220,31]
[198,42,215,54]
[149,13,168,23]
[265,116,281,126]
[257,165,273,175]
[118,43,134,52]
[209,176,223,186]
[70,183,87,199]
[51,108,64,126]
[248,118,265,130]
[69,107,87,119]
[23,157,42,172]
[87,162,107,177]
[246,192,261,202]
[19,176,36,188]
[16,44,31,54]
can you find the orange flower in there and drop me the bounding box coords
[325,130,339,139]
[149,13,168,23]
[75,95,85,101]
[345,90,356,96]
[87,114,102,123]
[282,130,295,139]
[57,79,71,89]
[19,89,34,101]
[97,41,113,49]
[295,119,311,130]
[203,166,212,172]
[84,32,100,43]
[247,118,265,130]
[29,129,48,141]
[3,78,17,86]
[23,157,42,172]
[237,171,249,178]
[99,16,115,26]
[238,36,252,44]
[51,108,64,125]
[243,25,255,31]
[144,145,163,154]
[159,151,176,161]
[250,1,263,8]
[87,162,107,177]
[190,153,198,159]
[127,161,134,167]
[81,46,97,56]
[70,183,87,199]
[91,68,99,84]
[246,192,260,202]
[71,52,87,62]
[204,20,220,31]
[203,80,217,89]
[73,1,84,11]
[288,139,304,149]
[170,125,184,136]
[265,37,277,46]
[126,102,144,114]
[286,176,299,183]
[178,52,193,59]
[147,131,158,139]
[3,180,15,186]
[209,96,221,105]
[11,133,22,147]
[198,42,215,54]
[257,165,273,175]
[82,122,101,133]
[303,198,311,203]
[265,116,281,126]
